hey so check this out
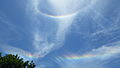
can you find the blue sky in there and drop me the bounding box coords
[0,0,120,68]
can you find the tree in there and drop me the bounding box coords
[0,52,35,68]
[0,52,1,57]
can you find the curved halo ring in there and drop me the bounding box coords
[33,0,97,19]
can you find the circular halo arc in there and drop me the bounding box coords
[33,0,97,18]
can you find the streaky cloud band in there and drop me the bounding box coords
[57,41,120,61]
[0,44,41,59]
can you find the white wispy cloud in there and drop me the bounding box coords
[26,0,97,58]
[33,31,55,57]
[27,0,79,58]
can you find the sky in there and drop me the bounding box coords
[0,0,120,68]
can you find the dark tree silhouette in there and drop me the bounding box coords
[0,52,35,68]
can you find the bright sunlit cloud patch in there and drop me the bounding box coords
[32,0,96,19]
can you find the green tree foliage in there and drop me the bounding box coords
[0,52,35,68]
